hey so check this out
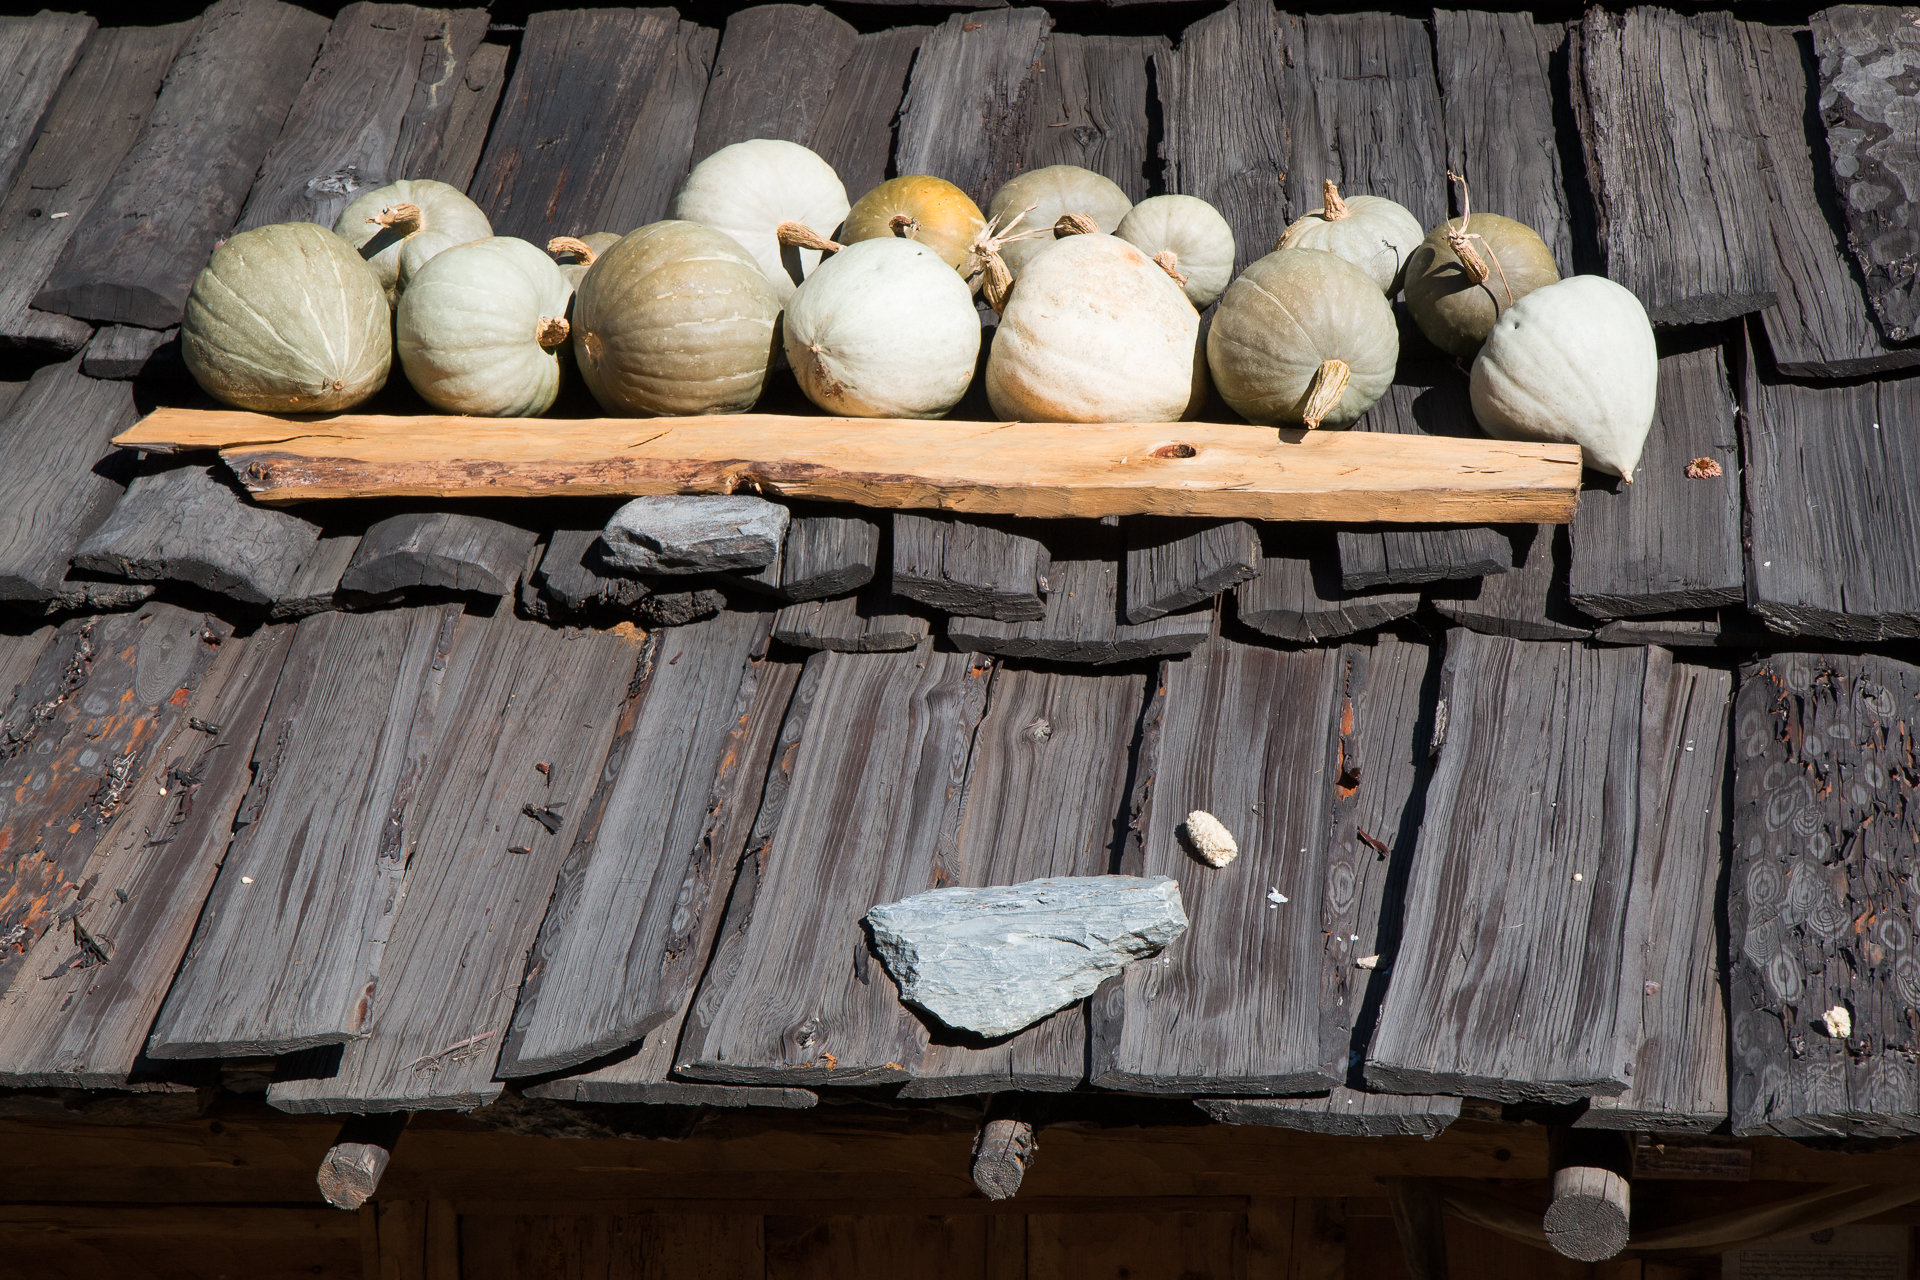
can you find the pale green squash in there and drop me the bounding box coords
[334,178,491,304]
[985,165,1133,277]
[396,237,573,417]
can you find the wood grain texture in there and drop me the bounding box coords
[118,409,1588,522]
[593,19,716,232]
[1568,347,1743,618]
[1123,519,1259,625]
[1727,653,1920,1138]
[496,613,774,1078]
[0,357,138,601]
[0,23,191,350]
[774,509,880,601]
[339,512,537,599]
[426,41,506,190]
[1432,525,1595,642]
[81,325,174,379]
[0,625,289,1087]
[1741,22,1920,378]
[1235,527,1420,644]
[1581,659,1731,1132]
[690,5,858,164]
[902,666,1147,1096]
[1290,13,1447,228]
[0,604,232,999]
[808,27,925,199]
[73,463,321,607]
[1197,1091,1462,1138]
[147,605,466,1058]
[773,591,929,653]
[1810,6,1920,344]
[894,9,1052,207]
[526,529,655,618]
[1093,638,1346,1094]
[1024,33,1161,200]
[1365,632,1650,1103]
[1434,10,1574,268]
[1159,0,1297,271]
[1027,1212,1242,1280]
[236,3,487,230]
[32,0,329,329]
[0,625,53,716]
[268,617,638,1113]
[892,513,1049,620]
[0,12,93,202]
[1572,8,1776,324]
[1742,374,1920,640]
[679,645,991,1085]
[272,534,360,620]
[19,577,156,620]
[1337,375,1516,590]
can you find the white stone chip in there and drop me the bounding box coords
[1180,809,1239,867]
[1822,1005,1852,1039]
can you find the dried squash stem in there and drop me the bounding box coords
[547,236,599,266]
[1301,358,1351,430]
[535,315,571,349]
[371,202,423,236]
[776,220,842,253]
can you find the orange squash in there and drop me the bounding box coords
[840,175,987,274]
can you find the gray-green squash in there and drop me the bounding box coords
[182,222,390,413]
[1115,195,1237,309]
[572,220,781,416]
[334,178,491,304]
[985,165,1133,278]
[396,236,573,417]
[1275,180,1424,296]
[1403,181,1559,357]
[1206,248,1398,429]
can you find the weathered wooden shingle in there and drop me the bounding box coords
[1092,638,1345,1095]
[808,26,926,199]
[1197,1092,1462,1138]
[339,512,538,600]
[267,618,638,1113]
[1728,653,1920,1138]
[1572,8,1776,324]
[0,357,137,601]
[273,534,362,621]
[1234,528,1419,644]
[893,9,1052,207]
[1024,33,1161,199]
[496,613,776,1078]
[33,0,329,328]
[1124,519,1260,625]
[427,41,507,192]
[1291,13,1446,228]
[773,509,881,601]
[689,4,858,164]
[892,514,1050,621]
[1365,632,1650,1103]
[774,591,929,653]
[0,12,94,201]
[1431,525,1594,642]
[81,325,176,380]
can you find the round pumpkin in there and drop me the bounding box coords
[1403,212,1559,357]
[1207,249,1398,429]
[572,220,781,416]
[986,233,1206,424]
[396,237,573,416]
[182,222,390,413]
[670,139,848,302]
[1275,180,1424,296]
[1114,194,1237,309]
[783,238,981,419]
[985,165,1133,278]
[549,232,623,289]
[840,176,986,275]
[334,178,491,304]
[1470,275,1657,481]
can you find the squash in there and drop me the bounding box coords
[182,222,390,413]
[1469,275,1657,481]
[986,232,1206,424]
[1403,174,1559,356]
[334,178,491,304]
[1275,180,1423,296]
[669,139,848,302]
[1206,248,1398,429]
[840,176,986,275]
[396,236,573,416]
[783,238,981,419]
[985,165,1133,277]
[548,233,623,289]
[1115,195,1237,309]
[572,220,781,416]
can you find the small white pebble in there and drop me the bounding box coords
[240,876,254,885]
[1823,1005,1852,1039]
[1356,954,1380,970]
[1266,888,1288,905]
[1573,872,1584,882]
[1181,810,1238,868]
[49,210,68,219]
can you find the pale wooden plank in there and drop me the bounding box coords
[0,357,137,601]
[0,12,93,200]
[117,408,1587,523]
[690,5,858,164]
[893,9,1052,207]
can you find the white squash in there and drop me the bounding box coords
[396,236,573,417]
[985,165,1133,277]
[986,233,1206,424]
[1469,275,1658,481]
[1275,181,1425,295]
[334,178,491,304]
[1114,195,1236,309]
[669,139,848,302]
[783,239,981,419]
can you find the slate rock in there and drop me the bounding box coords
[865,875,1189,1040]
[601,496,789,575]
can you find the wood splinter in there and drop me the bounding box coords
[316,1113,409,1211]
[971,1103,1036,1200]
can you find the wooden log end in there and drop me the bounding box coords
[1543,1165,1630,1262]
[971,1116,1036,1201]
[316,1115,407,1211]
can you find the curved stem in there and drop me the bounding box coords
[1321,179,1349,221]
[888,212,920,239]
[1301,357,1352,430]
[1053,212,1100,237]
[546,236,598,266]
[776,220,842,253]
[371,202,423,236]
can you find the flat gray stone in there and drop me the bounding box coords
[865,875,1189,1039]
[601,495,789,576]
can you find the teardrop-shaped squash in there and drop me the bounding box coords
[548,232,623,290]
[334,179,491,304]
[182,222,390,413]
[1206,249,1398,429]
[986,233,1206,424]
[985,165,1134,277]
[670,139,848,303]
[396,237,573,417]
[841,176,986,275]
[1275,181,1424,296]
[572,220,781,416]
[1470,275,1657,481]
[1403,213,1559,357]
[1115,194,1237,309]
[784,238,982,419]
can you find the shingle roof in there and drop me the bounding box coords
[1,0,1917,1140]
